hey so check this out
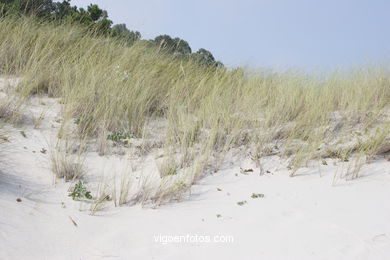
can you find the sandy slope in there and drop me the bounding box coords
[1,79,390,260]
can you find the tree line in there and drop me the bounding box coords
[0,0,223,67]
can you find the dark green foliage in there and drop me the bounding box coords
[1,0,74,19]
[51,0,74,20]
[172,37,191,55]
[0,0,113,34]
[195,48,215,64]
[0,0,54,17]
[0,0,222,66]
[86,4,102,21]
[152,35,223,67]
[153,34,191,55]
[111,24,141,45]
[191,48,223,67]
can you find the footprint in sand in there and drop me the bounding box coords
[372,233,389,244]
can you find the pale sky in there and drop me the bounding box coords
[72,0,390,70]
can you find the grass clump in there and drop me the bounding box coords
[50,143,84,181]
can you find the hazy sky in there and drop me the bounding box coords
[72,0,390,70]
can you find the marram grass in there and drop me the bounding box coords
[0,16,389,191]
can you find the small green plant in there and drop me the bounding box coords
[251,193,264,199]
[328,151,349,162]
[237,200,247,206]
[20,131,27,138]
[107,132,135,142]
[216,214,222,218]
[68,181,93,200]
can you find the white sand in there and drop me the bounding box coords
[1,78,390,260]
